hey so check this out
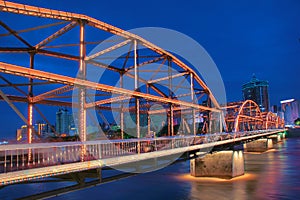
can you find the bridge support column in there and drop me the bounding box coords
[190,73,196,135]
[120,75,124,139]
[279,132,286,139]
[244,138,273,152]
[134,39,140,153]
[190,150,244,179]
[27,53,35,144]
[78,21,87,162]
[268,134,281,144]
[96,168,102,182]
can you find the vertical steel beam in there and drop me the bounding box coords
[27,104,33,143]
[146,85,151,136]
[134,40,140,153]
[147,110,151,136]
[134,40,138,90]
[120,74,124,139]
[170,104,174,136]
[78,21,86,161]
[190,73,196,135]
[168,57,173,136]
[168,57,172,96]
[219,112,222,133]
[28,53,34,144]
[167,111,171,136]
[78,21,86,142]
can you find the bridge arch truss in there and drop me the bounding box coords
[225,100,285,132]
[262,111,284,129]
[225,100,263,132]
[0,1,223,143]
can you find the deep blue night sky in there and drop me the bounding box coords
[1,0,300,138]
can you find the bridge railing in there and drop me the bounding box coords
[0,129,283,174]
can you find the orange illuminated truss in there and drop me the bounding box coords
[224,100,284,132]
[0,1,223,142]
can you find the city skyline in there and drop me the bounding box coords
[0,0,299,139]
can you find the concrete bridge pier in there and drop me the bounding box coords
[190,150,244,179]
[244,138,273,152]
[268,134,282,144]
[280,132,286,139]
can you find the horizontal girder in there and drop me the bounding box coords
[0,61,220,112]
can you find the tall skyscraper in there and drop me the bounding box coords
[242,74,269,112]
[56,108,72,134]
[281,99,300,126]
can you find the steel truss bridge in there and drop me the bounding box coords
[0,0,285,192]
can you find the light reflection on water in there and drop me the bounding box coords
[1,138,300,200]
[176,173,257,183]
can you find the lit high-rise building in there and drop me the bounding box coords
[242,74,269,112]
[56,108,72,134]
[281,99,300,126]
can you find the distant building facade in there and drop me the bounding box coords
[271,105,278,113]
[56,108,74,135]
[35,120,54,138]
[281,99,300,126]
[242,75,269,112]
[16,121,55,141]
[16,125,28,141]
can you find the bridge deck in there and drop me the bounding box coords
[0,129,285,186]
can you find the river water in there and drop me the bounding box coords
[1,137,300,200]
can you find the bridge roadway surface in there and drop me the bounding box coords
[0,129,284,186]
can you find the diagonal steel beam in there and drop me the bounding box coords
[173,76,187,94]
[37,49,79,61]
[0,89,28,123]
[85,59,123,73]
[0,90,42,139]
[148,72,189,84]
[176,91,205,98]
[124,56,165,72]
[0,74,27,96]
[148,84,168,98]
[35,21,78,49]
[85,39,131,60]
[85,95,131,108]
[89,56,164,75]
[122,42,133,69]
[123,71,168,98]
[0,95,117,111]
[0,20,32,48]
[0,21,67,37]
[149,58,167,80]
[32,85,73,103]
[0,48,79,60]
[32,104,59,136]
